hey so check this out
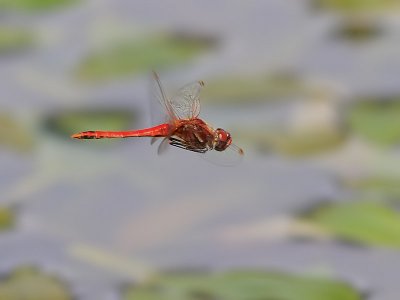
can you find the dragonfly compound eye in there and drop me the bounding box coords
[214,128,232,151]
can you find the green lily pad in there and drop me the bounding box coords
[0,27,34,54]
[304,201,400,248]
[0,266,72,300]
[124,270,361,300]
[348,100,400,146]
[76,33,215,82]
[0,206,14,230]
[0,0,78,11]
[345,177,400,199]
[239,126,345,157]
[202,72,306,104]
[43,109,137,139]
[0,114,34,152]
[267,130,345,156]
[334,19,382,42]
[313,0,400,12]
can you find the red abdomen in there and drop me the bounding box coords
[71,123,170,139]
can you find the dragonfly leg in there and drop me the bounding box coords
[169,137,207,153]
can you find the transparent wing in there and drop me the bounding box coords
[150,71,176,126]
[150,136,160,145]
[157,137,171,155]
[169,80,204,120]
[200,143,244,166]
[149,136,171,155]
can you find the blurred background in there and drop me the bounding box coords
[1,0,400,299]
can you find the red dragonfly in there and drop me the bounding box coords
[71,71,243,165]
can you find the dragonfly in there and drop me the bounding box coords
[71,71,244,165]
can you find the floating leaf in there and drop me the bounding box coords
[333,19,382,42]
[0,266,72,300]
[348,100,400,146]
[0,27,33,54]
[267,129,345,156]
[0,114,34,152]
[304,201,400,248]
[345,177,400,199]
[313,0,400,12]
[239,125,345,157]
[43,109,137,140]
[0,206,14,230]
[124,270,361,300]
[0,0,78,11]
[76,33,215,82]
[202,72,306,104]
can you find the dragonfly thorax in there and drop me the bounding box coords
[214,128,232,151]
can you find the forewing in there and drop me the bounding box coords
[169,80,203,120]
[150,71,176,125]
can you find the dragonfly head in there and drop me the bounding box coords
[214,128,232,151]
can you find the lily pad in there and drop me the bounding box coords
[333,19,382,42]
[348,100,400,146]
[0,0,78,11]
[266,129,345,156]
[43,109,137,139]
[303,201,400,248]
[0,27,33,54]
[239,125,345,157]
[0,206,14,230]
[124,270,361,300]
[312,0,400,13]
[345,177,400,198]
[76,33,215,82]
[0,114,34,152]
[202,72,306,104]
[0,266,72,300]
